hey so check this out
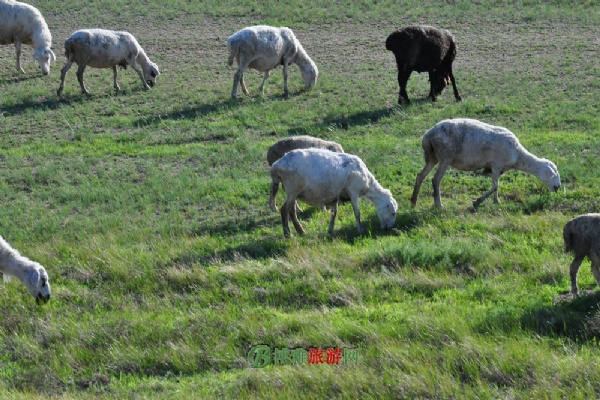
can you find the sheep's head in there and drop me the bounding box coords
[144,63,160,88]
[376,193,398,230]
[540,160,561,192]
[34,48,56,76]
[301,62,318,90]
[24,264,51,304]
[431,70,450,95]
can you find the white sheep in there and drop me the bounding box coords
[57,29,160,96]
[0,235,50,304]
[410,118,561,208]
[563,214,600,296]
[0,0,56,75]
[270,148,398,237]
[227,25,318,99]
[267,135,345,213]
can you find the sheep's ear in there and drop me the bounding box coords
[49,49,56,62]
[30,269,41,287]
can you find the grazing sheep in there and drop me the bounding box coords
[563,214,600,296]
[0,0,56,75]
[410,118,561,209]
[267,135,345,212]
[270,148,398,238]
[385,25,461,104]
[0,235,50,304]
[227,25,318,98]
[57,29,160,95]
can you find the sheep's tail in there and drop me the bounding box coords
[563,224,575,254]
[226,39,238,66]
[421,133,436,165]
[63,38,75,60]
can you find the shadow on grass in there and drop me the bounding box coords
[0,74,42,85]
[133,99,236,127]
[0,91,117,116]
[286,107,397,135]
[170,238,290,269]
[521,290,600,342]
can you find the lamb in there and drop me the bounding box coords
[563,214,600,296]
[270,148,398,238]
[0,0,56,75]
[267,135,345,213]
[227,25,318,99]
[0,235,50,304]
[57,29,160,96]
[410,118,561,209]
[385,25,461,104]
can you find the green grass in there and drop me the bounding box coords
[1,0,600,398]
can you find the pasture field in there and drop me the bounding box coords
[0,0,599,398]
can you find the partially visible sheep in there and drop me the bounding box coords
[227,25,318,98]
[57,29,160,95]
[270,148,398,238]
[385,25,461,104]
[267,135,345,212]
[410,118,561,208]
[563,214,600,296]
[0,0,56,75]
[0,235,50,304]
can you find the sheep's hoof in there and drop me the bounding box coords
[57,88,63,96]
[456,95,463,102]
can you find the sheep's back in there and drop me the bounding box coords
[65,29,140,68]
[425,118,523,171]
[271,149,365,205]
[386,25,455,71]
[564,214,600,255]
[0,0,44,44]
[267,136,344,165]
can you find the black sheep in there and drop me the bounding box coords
[385,25,462,104]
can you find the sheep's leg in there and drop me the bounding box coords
[57,59,74,96]
[431,161,450,208]
[397,69,412,104]
[129,61,150,91]
[112,66,121,92]
[269,180,280,212]
[327,201,339,236]
[411,159,437,207]
[350,196,362,234]
[240,73,251,96]
[14,42,25,73]
[570,254,585,295]
[448,68,462,101]
[280,196,304,238]
[280,199,293,238]
[258,71,270,96]
[76,64,89,94]
[290,201,305,235]
[232,68,246,98]
[427,71,438,102]
[473,170,500,208]
[282,62,290,97]
[590,251,600,291]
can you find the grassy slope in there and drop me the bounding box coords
[0,0,599,398]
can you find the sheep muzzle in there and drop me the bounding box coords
[36,293,50,305]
